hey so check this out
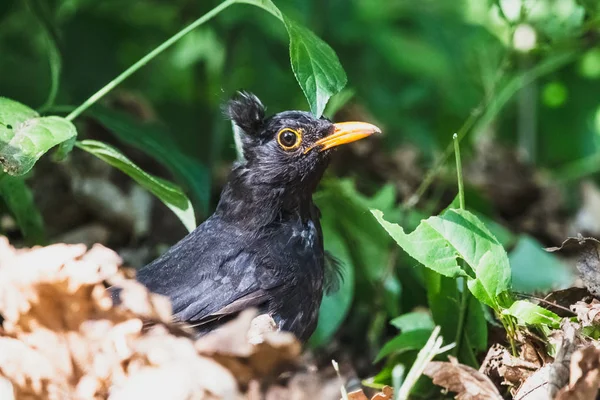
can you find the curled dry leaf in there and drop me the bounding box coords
[555,345,600,400]
[571,299,600,327]
[424,356,502,400]
[547,235,600,296]
[0,236,303,399]
[514,322,580,400]
[480,344,539,396]
[196,309,301,386]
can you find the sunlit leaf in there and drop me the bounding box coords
[237,0,347,117]
[372,208,512,310]
[503,300,561,328]
[284,15,348,117]
[76,140,196,232]
[0,98,76,176]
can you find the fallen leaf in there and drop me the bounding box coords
[424,356,503,400]
[571,300,600,327]
[196,309,301,386]
[555,345,600,400]
[371,385,393,400]
[547,236,600,296]
[515,322,579,399]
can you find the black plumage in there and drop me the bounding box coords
[137,92,379,342]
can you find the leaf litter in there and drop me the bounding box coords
[420,234,600,399]
[0,236,395,400]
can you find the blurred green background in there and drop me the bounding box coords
[2,0,600,389]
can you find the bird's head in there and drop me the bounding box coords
[225,92,380,192]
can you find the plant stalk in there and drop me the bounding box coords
[453,133,465,210]
[65,0,235,122]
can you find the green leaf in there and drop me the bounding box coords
[390,311,434,332]
[309,214,355,347]
[76,140,196,232]
[372,208,512,311]
[424,271,485,367]
[0,174,45,244]
[509,235,575,293]
[503,300,561,329]
[237,0,347,117]
[0,97,77,175]
[375,329,433,362]
[284,15,348,117]
[88,107,210,214]
[316,179,401,316]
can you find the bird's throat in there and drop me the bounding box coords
[215,166,317,228]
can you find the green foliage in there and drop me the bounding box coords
[502,300,561,329]
[76,140,196,232]
[372,208,511,311]
[309,214,355,347]
[375,329,433,362]
[89,107,211,213]
[0,97,76,175]
[310,179,401,346]
[0,0,348,235]
[284,15,347,117]
[0,174,44,244]
[239,0,347,116]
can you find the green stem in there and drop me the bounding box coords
[453,133,465,210]
[65,0,236,122]
[452,278,469,358]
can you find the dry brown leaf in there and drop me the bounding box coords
[371,385,393,400]
[555,346,600,400]
[0,237,245,399]
[515,322,580,400]
[196,309,301,386]
[424,356,503,400]
[547,235,600,296]
[0,235,309,399]
[480,344,538,395]
[571,300,600,327]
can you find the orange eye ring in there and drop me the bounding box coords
[277,128,302,151]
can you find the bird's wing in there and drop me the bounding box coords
[187,288,270,328]
[137,217,282,326]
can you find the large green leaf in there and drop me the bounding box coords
[0,98,77,175]
[372,208,512,310]
[237,0,347,117]
[88,107,210,213]
[284,15,348,117]
[76,140,196,232]
[0,174,45,244]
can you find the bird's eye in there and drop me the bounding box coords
[277,128,302,151]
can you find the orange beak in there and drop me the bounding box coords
[306,121,381,153]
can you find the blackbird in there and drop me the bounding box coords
[137,92,380,341]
